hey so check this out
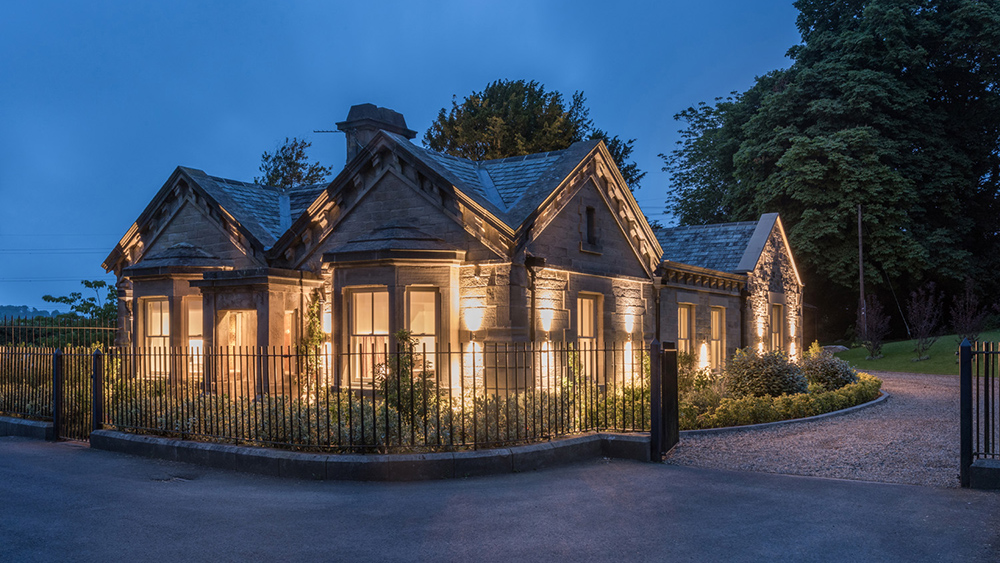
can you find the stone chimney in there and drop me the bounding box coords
[336,103,417,163]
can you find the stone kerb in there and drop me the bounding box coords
[89,431,651,481]
[0,415,54,441]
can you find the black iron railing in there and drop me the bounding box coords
[0,346,55,420]
[1,341,679,456]
[101,342,652,452]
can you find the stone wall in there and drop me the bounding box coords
[743,226,803,357]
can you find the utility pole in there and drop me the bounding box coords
[858,204,867,340]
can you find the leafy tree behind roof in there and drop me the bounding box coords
[425,79,645,190]
[255,137,332,191]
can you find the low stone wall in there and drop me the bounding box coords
[0,416,54,441]
[90,430,651,481]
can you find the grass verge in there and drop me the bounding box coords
[833,330,1000,375]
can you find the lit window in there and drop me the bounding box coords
[144,297,170,377]
[678,304,694,355]
[350,290,388,382]
[219,310,255,378]
[577,295,599,381]
[408,290,436,371]
[145,298,169,349]
[187,299,203,348]
[710,307,725,370]
[771,304,784,351]
[187,299,204,375]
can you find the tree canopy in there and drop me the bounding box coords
[255,137,332,191]
[43,280,117,323]
[662,0,1000,335]
[425,79,646,189]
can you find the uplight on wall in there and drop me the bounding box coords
[698,342,710,370]
[322,308,332,334]
[464,307,485,332]
[624,314,635,335]
[539,308,554,333]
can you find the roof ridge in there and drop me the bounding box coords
[207,174,276,191]
[476,166,508,211]
[660,220,758,231]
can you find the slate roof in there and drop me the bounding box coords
[393,134,599,229]
[182,168,327,250]
[654,221,759,273]
[165,134,601,259]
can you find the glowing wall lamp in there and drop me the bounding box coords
[464,307,485,333]
[539,308,554,334]
[698,342,711,370]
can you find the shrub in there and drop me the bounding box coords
[686,372,882,430]
[857,295,891,359]
[951,278,988,343]
[800,341,858,391]
[908,282,942,361]
[724,348,807,398]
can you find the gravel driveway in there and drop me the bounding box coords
[664,371,961,488]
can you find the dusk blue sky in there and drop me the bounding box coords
[0,0,802,312]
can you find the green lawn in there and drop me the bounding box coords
[832,330,1000,375]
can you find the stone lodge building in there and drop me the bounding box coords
[102,104,803,383]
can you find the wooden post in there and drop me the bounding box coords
[858,204,867,341]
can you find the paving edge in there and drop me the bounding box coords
[0,415,54,440]
[89,430,651,481]
[679,391,890,437]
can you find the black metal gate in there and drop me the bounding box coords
[959,340,1000,487]
[650,340,679,460]
[52,349,95,441]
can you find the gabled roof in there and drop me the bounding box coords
[392,135,600,230]
[655,221,759,273]
[655,213,800,285]
[182,168,326,248]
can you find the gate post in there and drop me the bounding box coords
[52,349,63,441]
[663,343,679,452]
[92,349,104,433]
[960,339,972,488]
[650,340,662,460]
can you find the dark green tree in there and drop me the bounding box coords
[425,79,645,189]
[663,0,1000,336]
[255,137,332,190]
[43,280,116,323]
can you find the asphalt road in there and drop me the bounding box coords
[1,437,998,562]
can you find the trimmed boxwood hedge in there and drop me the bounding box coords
[680,372,882,430]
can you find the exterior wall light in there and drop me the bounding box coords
[539,308,554,333]
[698,342,711,370]
[464,307,485,332]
